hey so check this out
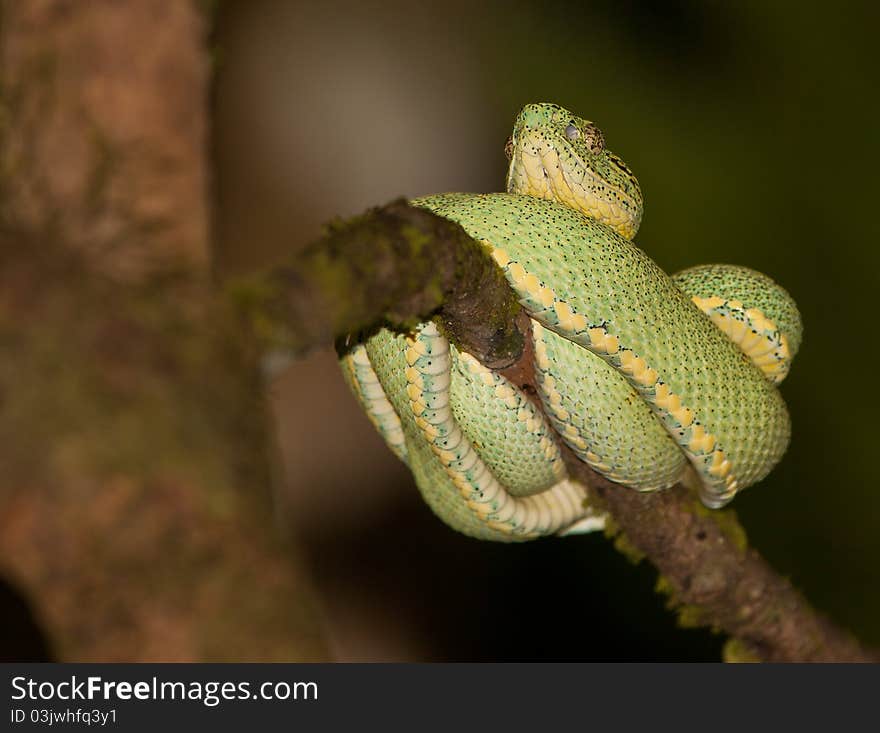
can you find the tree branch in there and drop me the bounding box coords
[246,199,879,663]
[583,470,874,662]
[232,199,527,369]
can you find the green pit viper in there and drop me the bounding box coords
[339,102,802,542]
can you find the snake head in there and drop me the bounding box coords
[505,102,644,240]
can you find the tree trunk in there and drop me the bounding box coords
[0,0,328,661]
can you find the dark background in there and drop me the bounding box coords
[211,0,880,660]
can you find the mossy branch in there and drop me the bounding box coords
[242,198,879,663]
[580,469,874,661]
[230,199,527,369]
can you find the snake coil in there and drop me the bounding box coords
[340,103,801,541]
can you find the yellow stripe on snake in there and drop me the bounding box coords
[340,103,802,541]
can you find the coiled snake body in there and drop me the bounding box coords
[340,103,801,541]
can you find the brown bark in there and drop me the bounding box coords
[581,471,874,662]
[1,0,209,279]
[0,0,328,661]
[236,199,526,369]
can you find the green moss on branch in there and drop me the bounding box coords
[229,199,526,369]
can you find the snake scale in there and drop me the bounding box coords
[339,103,802,541]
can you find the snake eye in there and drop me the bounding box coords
[504,136,514,160]
[584,125,605,154]
[565,124,580,141]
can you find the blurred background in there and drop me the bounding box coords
[211,0,880,659]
